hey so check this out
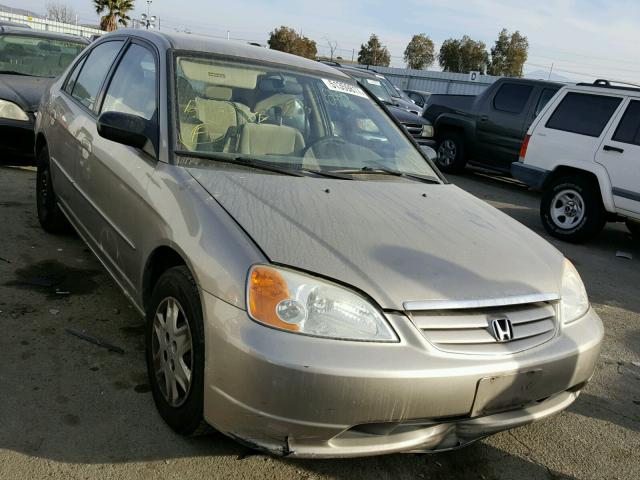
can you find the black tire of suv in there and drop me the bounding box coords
[626,220,640,239]
[435,131,467,173]
[540,175,606,243]
[145,266,209,436]
[36,146,70,234]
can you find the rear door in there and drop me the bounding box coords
[475,82,534,169]
[595,98,640,216]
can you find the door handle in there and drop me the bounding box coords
[603,145,624,153]
[480,115,489,122]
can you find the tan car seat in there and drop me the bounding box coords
[236,123,305,156]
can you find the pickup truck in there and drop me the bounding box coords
[423,78,561,173]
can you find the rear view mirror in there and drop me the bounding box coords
[97,111,153,152]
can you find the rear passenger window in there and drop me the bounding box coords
[64,56,86,95]
[612,100,640,146]
[546,92,622,137]
[493,83,533,113]
[71,41,123,111]
[535,88,558,117]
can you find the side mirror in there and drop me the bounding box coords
[97,111,154,152]
[421,145,438,163]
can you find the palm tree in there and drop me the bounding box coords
[94,0,135,32]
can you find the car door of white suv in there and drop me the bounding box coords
[595,98,640,218]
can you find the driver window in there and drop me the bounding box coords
[101,44,157,121]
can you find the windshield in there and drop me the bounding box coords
[173,54,437,179]
[377,76,401,99]
[345,72,394,104]
[0,34,85,77]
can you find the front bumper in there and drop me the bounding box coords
[0,116,36,163]
[201,291,603,458]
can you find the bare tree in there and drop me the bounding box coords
[325,37,338,61]
[46,2,77,24]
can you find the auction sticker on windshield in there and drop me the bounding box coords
[322,79,368,98]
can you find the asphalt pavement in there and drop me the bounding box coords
[0,165,638,480]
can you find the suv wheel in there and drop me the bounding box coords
[36,145,70,234]
[436,131,467,173]
[627,220,640,239]
[541,175,606,243]
[146,266,208,435]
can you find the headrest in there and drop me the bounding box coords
[205,86,232,100]
[257,77,303,95]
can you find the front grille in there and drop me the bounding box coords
[403,123,423,138]
[409,301,558,355]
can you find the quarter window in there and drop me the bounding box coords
[64,56,86,95]
[612,100,640,146]
[71,41,123,111]
[546,92,622,137]
[493,83,533,114]
[101,43,157,121]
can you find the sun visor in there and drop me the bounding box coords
[178,59,263,89]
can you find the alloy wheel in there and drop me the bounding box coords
[152,297,194,407]
[438,139,457,166]
[550,189,585,230]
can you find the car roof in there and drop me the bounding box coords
[404,89,430,95]
[0,26,89,43]
[99,29,349,79]
[567,80,640,97]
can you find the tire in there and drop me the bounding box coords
[436,131,467,173]
[36,145,70,234]
[627,220,640,239]
[540,174,606,243]
[145,265,208,435]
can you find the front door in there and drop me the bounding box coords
[596,98,640,216]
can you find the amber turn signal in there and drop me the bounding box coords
[248,266,299,331]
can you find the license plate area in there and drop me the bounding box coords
[471,370,545,417]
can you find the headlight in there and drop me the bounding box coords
[421,124,434,138]
[0,99,29,121]
[560,259,589,324]
[247,265,398,342]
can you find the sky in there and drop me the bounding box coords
[9,0,640,83]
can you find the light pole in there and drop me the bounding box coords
[140,1,158,29]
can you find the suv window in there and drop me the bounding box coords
[612,100,640,146]
[101,43,157,121]
[71,41,123,111]
[535,88,558,117]
[546,92,622,137]
[493,83,533,113]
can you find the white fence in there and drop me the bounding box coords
[0,11,104,38]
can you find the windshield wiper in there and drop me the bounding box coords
[329,166,441,184]
[0,70,36,76]
[175,150,306,177]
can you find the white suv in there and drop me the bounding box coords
[512,80,640,243]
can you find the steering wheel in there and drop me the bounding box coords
[302,136,350,157]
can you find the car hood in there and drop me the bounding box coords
[388,105,427,124]
[187,167,564,310]
[0,74,53,112]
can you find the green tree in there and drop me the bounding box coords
[488,29,529,77]
[438,35,489,74]
[403,34,435,70]
[357,34,391,67]
[268,26,317,60]
[93,0,134,32]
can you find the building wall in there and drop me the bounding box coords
[0,11,104,38]
[356,65,501,95]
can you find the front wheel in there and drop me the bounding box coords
[540,175,606,243]
[436,131,467,173]
[146,266,208,435]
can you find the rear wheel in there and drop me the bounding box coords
[540,175,606,243]
[436,131,467,173]
[627,220,640,239]
[145,266,208,435]
[36,146,70,234]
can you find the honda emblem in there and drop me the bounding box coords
[491,318,514,342]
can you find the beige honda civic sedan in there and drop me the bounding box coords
[34,29,603,458]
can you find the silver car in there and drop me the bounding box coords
[34,30,603,458]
